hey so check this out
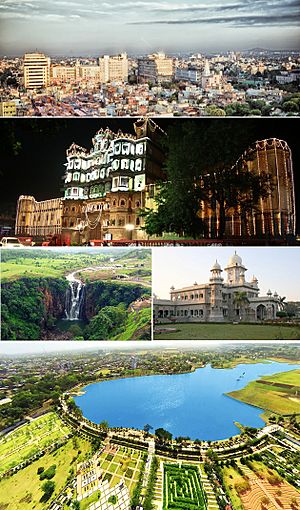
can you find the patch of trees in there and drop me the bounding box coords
[155,427,173,442]
[84,304,128,340]
[130,455,147,509]
[40,480,55,502]
[83,282,150,340]
[85,281,149,312]
[1,277,68,340]
[141,120,271,239]
[143,456,158,510]
[38,464,56,480]
[0,372,92,430]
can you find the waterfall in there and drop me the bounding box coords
[65,272,85,321]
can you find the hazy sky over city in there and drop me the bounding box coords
[153,247,300,300]
[0,340,297,356]
[1,0,299,55]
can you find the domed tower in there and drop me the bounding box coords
[209,260,224,322]
[224,251,247,285]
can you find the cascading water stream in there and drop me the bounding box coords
[64,272,85,320]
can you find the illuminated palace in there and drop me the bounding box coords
[200,138,296,239]
[15,124,295,243]
[154,252,282,323]
[16,119,165,244]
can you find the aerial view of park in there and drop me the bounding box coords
[0,342,299,510]
[1,248,152,340]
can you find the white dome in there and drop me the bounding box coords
[211,260,221,271]
[228,251,242,266]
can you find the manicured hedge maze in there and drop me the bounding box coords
[163,463,207,510]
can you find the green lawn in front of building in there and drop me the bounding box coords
[154,322,300,340]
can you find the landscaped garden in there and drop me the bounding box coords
[163,463,207,509]
[0,412,70,475]
[0,435,92,510]
[221,458,300,510]
[97,444,146,497]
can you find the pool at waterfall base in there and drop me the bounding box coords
[74,361,300,440]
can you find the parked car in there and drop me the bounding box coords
[0,236,23,248]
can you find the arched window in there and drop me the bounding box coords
[120,200,126,207]
[136,217,140,226]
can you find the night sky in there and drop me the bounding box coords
[0,118,299,231]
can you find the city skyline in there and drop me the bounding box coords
[1,0,299,55]
[152,247,300,301]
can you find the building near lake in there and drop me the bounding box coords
[154,252,282,323]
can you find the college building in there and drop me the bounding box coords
[153,252,282,323]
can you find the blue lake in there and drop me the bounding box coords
[74,361,300,440]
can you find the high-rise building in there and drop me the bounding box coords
[23,53,50,89]
[0,101,17,117]
[138,52,173,84]
[98,53,128,83]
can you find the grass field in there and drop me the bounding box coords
[0,412,70,475]
[227,369,300,415]
[0,436,92,510]
[1,250,151,283]
[154,323,300,340]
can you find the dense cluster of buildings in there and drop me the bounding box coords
[0,50,299,116]
[154,252,282,323]
[23,52,129,89]
[15,119,295,244]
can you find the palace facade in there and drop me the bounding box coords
[15,121,295,244]
[200,138,295,239]
[153,252,281,324]
[16,119,165,244]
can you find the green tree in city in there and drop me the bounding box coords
[40,480,55,502]
[142,120,270,239]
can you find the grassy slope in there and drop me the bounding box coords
[227,369,300,415]
[0,436,92,510]
[0,412,70,475]
[154,323,300,340]
[112,308,151,340]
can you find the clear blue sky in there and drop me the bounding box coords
[1,0,299,55]
[152,247,300,300]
